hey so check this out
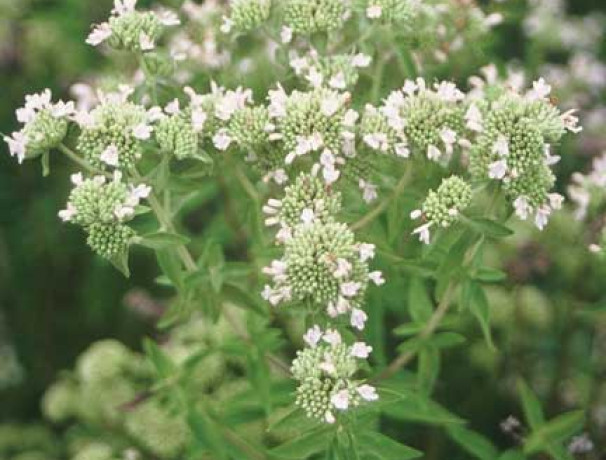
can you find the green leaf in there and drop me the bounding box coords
[473,267,507,283]
[357,431,422,460]
[517,379,545,430]
[222,282,268,317]
[427,332,466,349]
[417,345,440,395]
[463,281,495,350]
[143,338,176,378]
[394,258,436,278]
[447,426,499,460]
[466,218,514,238]
[497,450,526,460]
[156,248,184,290]
[108,248,130,278]
[408,277,433,323]
[524,411,585,455]
[269,427,333,459]
[380,388,465,426]
[139,231,191,249]
[187,407,228,460]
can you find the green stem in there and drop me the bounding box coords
[58,144,112,178]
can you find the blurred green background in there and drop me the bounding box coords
[1,0,606,453]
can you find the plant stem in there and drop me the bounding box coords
[58,144,112,178]
[351,163,412,231]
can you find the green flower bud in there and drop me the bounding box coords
[284,0,348,34]
[86,222,136,259]
[421,176,472,228]
[227,0,272,33]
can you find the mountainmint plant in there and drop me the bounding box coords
[4,0,591,458]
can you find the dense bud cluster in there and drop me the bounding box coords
[58,172,150,259]
[363,0,420,24]
[86,0,180,51]
[292,327,377,424]
[468,76,574,229]
[411,176,472,244]
[222,0,272,33]
[263,172,342,238]
[283,0,347,35]
[4,89,74,163]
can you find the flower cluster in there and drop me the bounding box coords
[467,77,576,229]
[411,176,472,244]
[290,50,372,91]
[86,0,180,51]
[361,79,466,164]
[221,0,272,34]
[283,0,347,35]
[58,172,150,259]
[292,326,377,424]
[4,89,74,163]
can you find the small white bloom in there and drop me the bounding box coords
[359,180,378,203]
[128,184,152,203]
[157,9,181,26]
[364,133,389,152]
[322,165,340,184]
[139,32,155,51]
[58,204,77,222]
[435,81,464,102]
[485,13,503,27]
[410,209,422,220]
[488,159,508,180]
[548,193,564,210]
[212,130,232,151]
[440,128,457,148]
[114,205,135,220]
[350,342,373,359]
[303,325,323,348]
[165,99,180,114]
[427,145,441,161]
[306,67,324,88]
[331,390,350,410]
[341,281,361,298]
[366,5,382,19]
[402,80,418,96]
[329,72,347,90]
[100,145,120,167]
[492,135,510,157]
[527,77,551,101]
[325,411,336,424]
[465,104,483,132]
[71,173,84,185]
[413,222,432,244]
[369,271,385,286]
[300,208,316,225]
[351,308,368,330]
[191,109,207,132]
[132,123,153,140]
[395,143,410,158]
[561,109,583,133]
[534,205,551,230]
[323,329,342,346]
[359,243,375,262]
[343,109,359,127]
[280,26,293,44]
[333,258,352,278]
[147,106,165,122]
[4,132,27,163]
[357,384,379,401]
[543,144,560,166]
[220,16,233,34]
[513,196,532,220]
[112,0,137,16]
[321,94,342,117]
[86,23,112,46]
[351,53,371,68]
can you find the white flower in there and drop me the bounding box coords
[273,169,288,185]
[410,209,422,220]
[4,132,27,163]
[485,13,503,27]
[329,72,347,90]
[212,130,232,151]
[351,308,368,330]
[440,128,457,148]
[527,77,551,101]
[427,145,441,161]
[268,85,288,118]
[363,133,389,152]
[128,184,151,203]
[543,144,560,166]
[402,80,418,96]
[366,5,383,19]
[86,23,112,46]
[280,26,293,44]
[139,32,155,51]
[331,390,350,410]
[561,109,583,133]
[341,281,361,298]
[220,16,233,34]
[351,53,371,68]
[289,56,308,75]
[548,193,564,210]
[147,106,165,122]
[350,342,373,359]
[71,173,84,185]
[114,205,135,220]
[165,99,180,114]
[492,135,510,157]
[465,104,483,132]
[100,145,120,167]
[513,196,532,220]
[333,258,352,278]
[369,271,385,286]
[395,143,410,158]
[322,165,340,184]
[303,325,322,348]
[323,329,342,346]
[324,411,336,424]
[112,0,137,16]
[343,109,359,127]
[50,100,75,118]
[488,159,508,180]
[306,67,323,88]
[435,81,464,102]
[58,204,77,222]
[321,93,342,117]
[215,88,252,121]
[132,123,153,140]
[357,384,379,401]
[359,180,378,203]
[534,205,551,230]
[191,109,207,132]
[413,222,432,244]
[359,243,375,262]
[300,208,316,225]
[157,9,181,26]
